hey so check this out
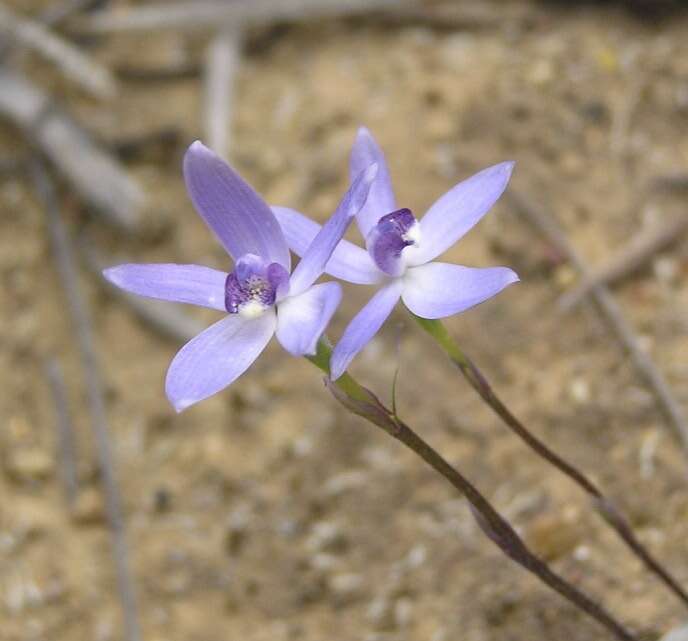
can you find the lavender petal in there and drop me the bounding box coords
[408,162,514,266]
[183,141,290,269]
[401,262,519,319]
[165,310,276,412]
[272,206,381,285]
[276,282,342,356]
[330,279,403,380]
[349,127,397,238]
[289,164,377,295]
[103,263,228,311]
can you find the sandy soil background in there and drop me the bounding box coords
[1,1,688,640]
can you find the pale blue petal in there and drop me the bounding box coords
[165,310,276,412]
[409,162,515,266]
[272,206,381,285]
[401,262,519,319]
[330,280,403,380]
[276,282,341,356]
[183,141,290,269]
[349,127,396,238]
[289,164,377,295]
[103,263,227,311]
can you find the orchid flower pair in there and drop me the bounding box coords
[104,130,517,412]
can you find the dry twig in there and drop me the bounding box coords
[44,358,80,506]
[204,26,243,158]
[508,190,688,452]
[0,69,143,231]
[0,3,117,99]
[560,214,688,310]
[32,158,143,641]
[73,0,412,33]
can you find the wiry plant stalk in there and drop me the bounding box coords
[412,313,688,609]
[307,338,638,641]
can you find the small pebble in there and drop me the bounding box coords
[526,511,582,561]
[568,377,591,405]
[367,597,394,630]
[306,521,348,553]
[394,597,414,628]
[329,573,365,606]
[4,448,53,483]
[71,488,105,525]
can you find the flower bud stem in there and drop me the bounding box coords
[306,337,639,641]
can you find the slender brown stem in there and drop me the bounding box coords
[308,339,638,641]
[390,422,637,641]
[412,313,688,610]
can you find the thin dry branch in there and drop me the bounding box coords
[44,358,79,506]
[39,0,102,26]
[204,26,243,158]
[0,3,117,99]
[73,0,412,33]
[508,190,688,452]
[559,214,688,310]
[0,69,143,232]
[32,158,142,641]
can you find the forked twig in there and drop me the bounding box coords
[32,158,142,641]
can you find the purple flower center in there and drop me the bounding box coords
[225,254,289,318]
[367,208,420,276]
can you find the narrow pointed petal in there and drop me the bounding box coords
[289,164,378,295]
[272,207,381,285]
[183,141,290,269]
[349,127,396,238]
[401,262,519,319]
[103,263,227,311]
[410,162,515,266]
[276,282,342,356]
[165,311,276,412]
[330,280,403,380]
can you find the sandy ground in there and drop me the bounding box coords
[1,1,688,640]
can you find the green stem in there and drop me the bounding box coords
[305,336,369,402]
[412,312,688,609]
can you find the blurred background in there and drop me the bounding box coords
[1,1,688,640]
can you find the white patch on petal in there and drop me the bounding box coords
[239,300,268,319]
[402,221,421,246]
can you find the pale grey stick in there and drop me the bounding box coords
[0,0,97,60]
[0,69,143,232]
[40,0,101,26]
[73,0,412,33]
[32,158,143,641]
[0,3,117,98]
[508,190,688,452]
[44,358,80,506]
[560,214,688,311]
[204,26,243,158]
[80,239,203,343]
